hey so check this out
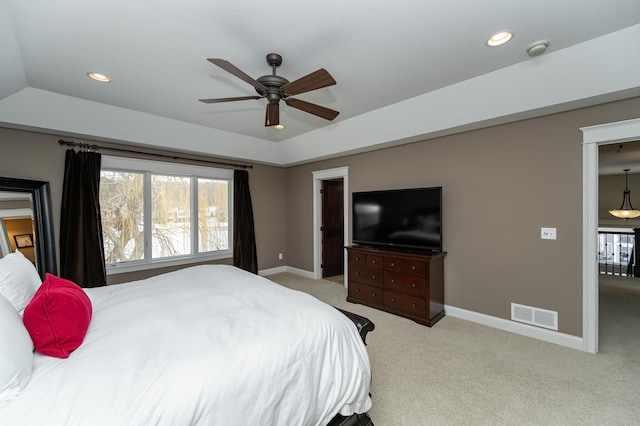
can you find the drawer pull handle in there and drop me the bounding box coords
[355,288,360,293]
[372,275,376,279]
[355,272,360,276]
[411,265,416,270]
[372,259,376,264]
[372,292,377,297]
[390,279,395,284]
[391,262,395,267]
[391,297,395,302]
[355,257,360,261]
[411,283,416,288]
[412,303,416,308]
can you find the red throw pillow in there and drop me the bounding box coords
[23,274,92,358]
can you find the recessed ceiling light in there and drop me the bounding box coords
[273,124,285,130]
[87,72,111,82]
[486,31,513,47]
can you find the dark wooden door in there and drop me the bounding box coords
[322,179,344,278]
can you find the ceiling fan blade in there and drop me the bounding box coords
[207,58,268,92]
[265,103,279,127]
[285,98,339,121]
[281,68,336,96]
[199,95,262,104]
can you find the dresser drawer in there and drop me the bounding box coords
[384,257,427,275]
[383,257,404,271]
[349,282,384,307]
[349,265,383,288]
[366,254,384,268]
[384,272,427,297]
[384,290,426,318]
[349,252,367,266]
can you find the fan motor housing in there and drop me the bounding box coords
[256,75,290,102]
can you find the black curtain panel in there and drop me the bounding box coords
[60,149,107,287]
[233,169,258,274]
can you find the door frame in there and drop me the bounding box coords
[582,117,640,353]
[312,167,349,286]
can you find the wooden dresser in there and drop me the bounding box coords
[346,245,446,327]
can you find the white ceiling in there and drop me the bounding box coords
[1,1,640,166]
[600,140,640,175]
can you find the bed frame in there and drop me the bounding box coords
[328,309,375,426]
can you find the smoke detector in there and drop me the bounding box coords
[526,40,549,57]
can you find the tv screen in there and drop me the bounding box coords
[352,187,442,252]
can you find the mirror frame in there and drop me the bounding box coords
[0,177,57,279]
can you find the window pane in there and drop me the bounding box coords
[198,178,229,252]
[151,175,191,258]
[100,171,145,263]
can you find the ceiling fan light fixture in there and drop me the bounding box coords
[609,169,640,219]
[265,102,279,127]
[486,31,513,47]
[201,53,339,128]
[87,72,111,82]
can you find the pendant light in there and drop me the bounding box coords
[609,169,640,219]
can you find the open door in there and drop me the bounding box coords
[321,179,344,278]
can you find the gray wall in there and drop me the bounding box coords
[284,96,640,337]
[0,128,287,283]
[2,96,639,335]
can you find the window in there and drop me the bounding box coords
[100,156,233,273]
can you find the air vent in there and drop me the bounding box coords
[511,303,558,331]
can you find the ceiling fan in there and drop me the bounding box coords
[199,53,339,128]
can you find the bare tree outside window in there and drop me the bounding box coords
[100,170,230,266]
[100,171,144,263]
[198,178,229,252]
[151,175,191,258]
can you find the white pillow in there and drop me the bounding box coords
[0,293,34,402]
[0,250,42,314]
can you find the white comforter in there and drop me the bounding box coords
[0,265,372,425]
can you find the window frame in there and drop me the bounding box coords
[100,156,233,275]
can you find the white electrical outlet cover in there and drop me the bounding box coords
[541,227,557,240]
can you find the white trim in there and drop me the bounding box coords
[284,266,315,279]
[106,252,232,275]
[581,117,640,354]
[0,208,32,218]
[312,167,349,286]
[259,265,321,279]
[582,142,599,354]
[102,155,234,179]
[446,305,584,351]
[259,266,287,276]
[267,265,588,352]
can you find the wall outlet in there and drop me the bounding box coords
[278,253,283,260]
[541,227,557,240]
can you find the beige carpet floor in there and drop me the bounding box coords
[267,272,640,425]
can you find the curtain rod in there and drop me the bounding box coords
[58,139,253,169]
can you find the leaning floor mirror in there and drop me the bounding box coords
[0,177,57,279]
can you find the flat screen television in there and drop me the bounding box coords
[352,187,442,252]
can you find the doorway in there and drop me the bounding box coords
[312,167,349,285]
[321,179,344,278]
[582,117,640,353]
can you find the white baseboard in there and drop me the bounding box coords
[445,305,585,351]
[283,266,315,279]
[258,268,585,351]
[259,265,315,279]
[258,266,287,276]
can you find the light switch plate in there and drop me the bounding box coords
[541,227,557,240]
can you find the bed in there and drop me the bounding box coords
[0,252,373,426]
